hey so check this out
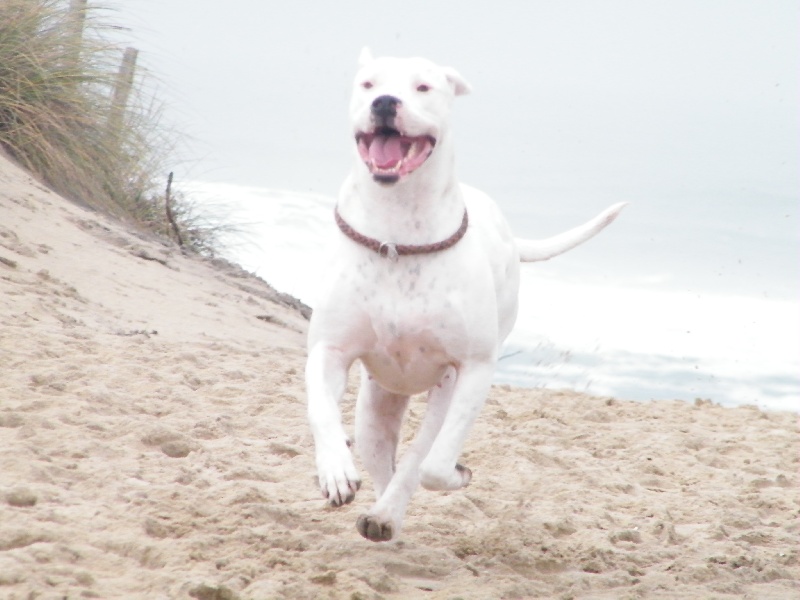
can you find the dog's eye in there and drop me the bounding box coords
[416,84,431,92]
[362,81,373,90]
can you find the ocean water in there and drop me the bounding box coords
[187,182,799,413]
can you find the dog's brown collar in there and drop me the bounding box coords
[334,206,469,260]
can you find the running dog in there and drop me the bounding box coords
[306,48,625,542]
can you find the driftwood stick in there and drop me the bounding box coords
[164,172,184,247]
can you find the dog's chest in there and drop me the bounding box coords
[353,256,464,393]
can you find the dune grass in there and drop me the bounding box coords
[0,0,226,255]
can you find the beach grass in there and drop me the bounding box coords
[0,0,226,255]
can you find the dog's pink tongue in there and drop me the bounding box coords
[369,136,404,168]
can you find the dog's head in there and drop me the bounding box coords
[350,48,471,185]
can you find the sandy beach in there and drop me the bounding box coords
[1,152,797,599]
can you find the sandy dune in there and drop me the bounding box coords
[0,153,797,599]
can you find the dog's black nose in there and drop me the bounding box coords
[371,95,400,119]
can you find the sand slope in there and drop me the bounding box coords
[0,154,797,599]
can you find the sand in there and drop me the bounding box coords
[0,152,798,599]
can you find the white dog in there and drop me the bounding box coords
[306,48,625,542]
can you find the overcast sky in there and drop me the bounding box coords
[112,0,799,299]
[117,1,797,192]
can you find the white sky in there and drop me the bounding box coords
[117,1,798,193]
[113,0,799,299]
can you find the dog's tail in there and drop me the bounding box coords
[516,202,627,262]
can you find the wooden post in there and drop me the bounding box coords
[107,47,138,143]
[65,0,87,86]
[67,0,87,39]
[66,0,87,55]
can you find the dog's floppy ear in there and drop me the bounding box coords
[443,66,472,97]
[358,47,374,67]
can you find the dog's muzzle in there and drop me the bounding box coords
[357,96,436,185]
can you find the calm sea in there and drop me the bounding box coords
[188,182,799,412]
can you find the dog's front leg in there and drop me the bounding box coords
[306,344,361,506]
[419,360,495,491]
[356,366,457,542]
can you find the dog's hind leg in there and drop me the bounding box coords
[356,366,457,542]
[419,360,494,491]
[354,365,410,499]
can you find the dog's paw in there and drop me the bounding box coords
[419,461,472,491]
[356,513,394,542]
[317,448,362,507]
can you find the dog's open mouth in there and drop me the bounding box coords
[357,128,435,183]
